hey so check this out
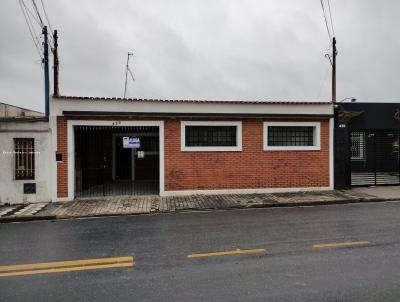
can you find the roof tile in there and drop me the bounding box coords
[53,95,331,105]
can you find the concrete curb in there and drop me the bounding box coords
[0,197,398,224]
[0,215,57,223]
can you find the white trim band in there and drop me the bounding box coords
[162,186,332,196]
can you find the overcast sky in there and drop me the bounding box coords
[1,0,399,112]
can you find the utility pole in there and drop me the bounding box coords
[332,36,337,103]
[42,26,50,121]
[123,52,134,98]
[53,29,59,97]
[332,36,338,128]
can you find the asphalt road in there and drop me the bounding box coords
[1,202,400,301]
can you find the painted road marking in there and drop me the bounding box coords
[313,241,370,249]
[187,248,266,258]
[0,256,134,277]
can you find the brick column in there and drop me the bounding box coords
[57,116,68,197]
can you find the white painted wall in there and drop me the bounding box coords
[0,121,51,204]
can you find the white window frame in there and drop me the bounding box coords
[263,121,321,151]
[181,121,242,152]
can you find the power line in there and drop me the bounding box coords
[31,0,44,27]
[320,0,332,41]
[19,0,43,60]
[40,0,53,36]
[37,0,54,48]
[20,0,41,26]
[29,0,54,48]
[327,0,335,37]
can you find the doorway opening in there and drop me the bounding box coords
[74,126,159,197]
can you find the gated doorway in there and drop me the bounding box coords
[74,125,160,197]
[350,129,400,186]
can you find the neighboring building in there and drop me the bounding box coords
[0,102,43,119]
[0,103,51,204]
[334,102,400,188]
[50,95,334,201]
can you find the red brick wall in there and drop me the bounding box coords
[57,116,68,197]
[56,116,330,197]
[164,118,330,191]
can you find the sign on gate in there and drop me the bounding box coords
[123,137,140,149]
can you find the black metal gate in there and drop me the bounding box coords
[350,129,400,186]
[74,126,160,197]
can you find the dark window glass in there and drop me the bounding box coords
[14,138,35,180]
[185,126,237,147]
[268,126,314,146]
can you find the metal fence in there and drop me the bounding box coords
[350,130,400,186]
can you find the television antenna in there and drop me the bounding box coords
[123,52,135,98]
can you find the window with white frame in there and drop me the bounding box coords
[263,122,321,151]
[14,138,35,180]
[181,121,242,151]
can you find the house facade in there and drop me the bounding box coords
[0,103,51,204]
[50,96,334,201]
[334,102,400,188]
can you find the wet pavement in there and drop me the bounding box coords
[1,201,400,301]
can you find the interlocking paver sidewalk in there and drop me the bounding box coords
[1,186,400,222]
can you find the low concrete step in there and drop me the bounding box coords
[13,203,48,216]
[0,206,19,217]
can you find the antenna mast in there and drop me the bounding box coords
[123,52,134,98]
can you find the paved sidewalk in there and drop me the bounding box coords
[1,186,400,222]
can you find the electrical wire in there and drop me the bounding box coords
[320,0,332,42]
[20,0,41,26]
[19,0,43,60]
[40,0,54,49]
[30,0,54,49]
[31,0,44,27]
[40,0,54,36]
[24,2,45,53]
[327,0,335,37]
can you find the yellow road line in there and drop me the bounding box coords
[187,248,266,258]
[313,241,370,249]
[0,262,134,277]
[0,256,133,273]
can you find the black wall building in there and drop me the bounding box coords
[334,103,400,188]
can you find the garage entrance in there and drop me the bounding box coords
[74,126,159,197]
[350,129,400,186]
